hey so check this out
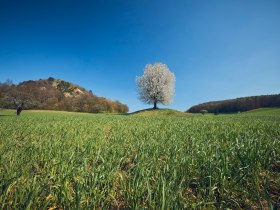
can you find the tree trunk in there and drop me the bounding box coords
[16,107,22,116]
[153,101,158,109]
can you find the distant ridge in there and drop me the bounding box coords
[187,94,280,114]
[0,77,129,113]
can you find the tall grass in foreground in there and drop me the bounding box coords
[0,110,279,209]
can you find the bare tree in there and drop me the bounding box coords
[136,63,175,109]
[2,88,32,115]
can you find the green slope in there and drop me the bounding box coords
[130,108,189,117]
[241,108,280,116]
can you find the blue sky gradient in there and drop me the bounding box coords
[0,0,279,112]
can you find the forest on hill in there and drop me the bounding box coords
[187,94,280,114]
[0,77,129,113]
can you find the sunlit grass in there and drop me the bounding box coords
[130,108,189,117]
[241,108,280,116]
[0,109,279,209]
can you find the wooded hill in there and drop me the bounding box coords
[0,77,129,113]
[187,94,280,113]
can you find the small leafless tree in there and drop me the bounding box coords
[136,63,175,109]
[3,89,32,115]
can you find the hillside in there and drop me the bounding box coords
[0,77,129,113]
[187,94,280,114]
[241,108,280,116]
[130,108,189,117]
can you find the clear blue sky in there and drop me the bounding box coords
[0,0,279,112]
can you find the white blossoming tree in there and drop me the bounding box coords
[136,63,175,109]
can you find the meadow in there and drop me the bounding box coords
[0,108,279,209]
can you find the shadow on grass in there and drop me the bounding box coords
[0,114,16,117]
[127,108,156,115]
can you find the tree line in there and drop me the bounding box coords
[187,94,280,114]
[0,78,129,113]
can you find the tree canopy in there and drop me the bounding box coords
[136,63,175,109]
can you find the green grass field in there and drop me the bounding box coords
[0,108,279,209]
[240,108,280,116]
